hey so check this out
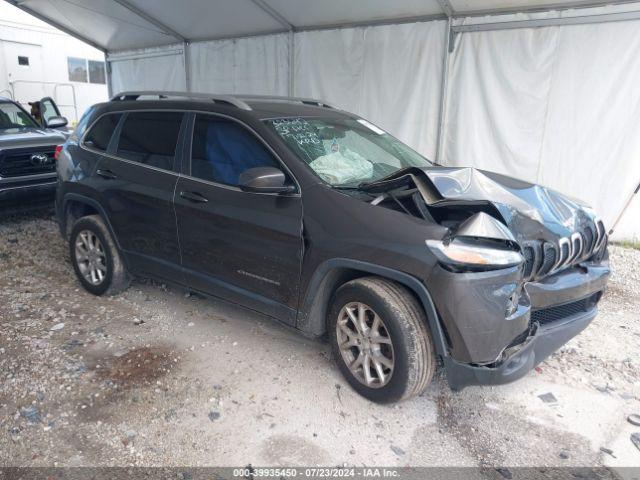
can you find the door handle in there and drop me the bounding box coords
[180,190,208,203]
[96,169,117,180]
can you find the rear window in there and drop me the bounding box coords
[84,113,122,151]
[116,112,183,171]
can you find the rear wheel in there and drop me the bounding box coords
[69,215,130,296]
[328,277,436,403]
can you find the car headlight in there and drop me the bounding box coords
[426,239,524,271]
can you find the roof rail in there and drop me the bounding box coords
[236,94,336,109]
[110,91,336,111]
[110,91,253,111]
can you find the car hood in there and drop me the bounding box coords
[361,166,601,244]
[0,128,67,149]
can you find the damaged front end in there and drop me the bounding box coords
[360,166,609,276]
[360,166,610,389]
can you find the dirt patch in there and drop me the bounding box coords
[95,346,178,388]
[260,434,331,465]
[437,383,595,468]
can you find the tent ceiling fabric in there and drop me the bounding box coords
[5,0,624,51]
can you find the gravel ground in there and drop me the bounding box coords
[0,210,639,470]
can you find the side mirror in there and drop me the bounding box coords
[46,116,68,128]
[238,167,296,194]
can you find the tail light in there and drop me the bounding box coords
[54,145,63,160]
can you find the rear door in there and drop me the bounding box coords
[90,110,186,281]
[174,113,303,324]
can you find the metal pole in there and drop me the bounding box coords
[609,180,640,235]
[111,0,186,42]
[106,59,114,99]
[451,9,640,34]
[288,31,295,96]
[435,17,452,164]
[184,41,192,92]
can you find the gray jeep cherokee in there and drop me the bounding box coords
[55,91,609,403]
[0,97,69,210]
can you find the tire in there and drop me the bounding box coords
[69,215,130,296]
[328,277,436,403]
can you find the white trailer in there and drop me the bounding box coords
[0,1,107,124]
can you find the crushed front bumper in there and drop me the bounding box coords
[444,301,596,390]
[428,261,609,390]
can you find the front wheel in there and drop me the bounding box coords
[69,215,130,296]
[328,277,436,403]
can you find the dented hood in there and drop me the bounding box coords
[362,166,598,243]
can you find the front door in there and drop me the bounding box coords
[92,110,186,281]
[174,113,303,324]
[39,97,62,127]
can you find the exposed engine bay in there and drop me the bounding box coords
[358,166,608,280]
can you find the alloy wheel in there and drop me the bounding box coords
[336,302,395,388]
[75,230,107,285]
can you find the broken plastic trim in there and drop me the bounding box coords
[480,323,539,368]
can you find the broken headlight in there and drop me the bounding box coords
[426,238,524,272]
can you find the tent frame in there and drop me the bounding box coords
[10,0,640,158]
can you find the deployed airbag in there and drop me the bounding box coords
[309,151,373,186]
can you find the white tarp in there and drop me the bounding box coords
[294,21,447,160]
[110,45,186,93]
[106,13,640,239]
[189,34,290,95]
[441,19,640,236]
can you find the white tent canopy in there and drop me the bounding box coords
[7,0,638,50]
[7,0,640,239]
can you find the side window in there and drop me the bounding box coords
[40,98,60,125]
[84,113,122,151]
[116,112,183,171]
[191,114,280,186]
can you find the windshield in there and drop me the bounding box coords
[0,102,39,132]
[264,117,432,187]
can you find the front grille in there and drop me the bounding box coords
[583,226,595,253]
[560,242,570,264]
[523,245,535,278]
[539,242,557,276]
[523,241,556,279]
[571,234,583,261]
[524,221,605,280]
[0,146,57,178]
[531,293,600,325]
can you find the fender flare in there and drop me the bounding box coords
[298,258,449,358]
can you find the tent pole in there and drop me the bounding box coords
[248,0,295,96]
[105,59,113,98]
[435,17,452,164]
[609,180,640,235]
[451,9,640,34]
[111,0,186,42]
[184,41,191,92]
[288,32,295,96]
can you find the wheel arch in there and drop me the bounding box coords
[61,194,121,252]
[297,259,449,358]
